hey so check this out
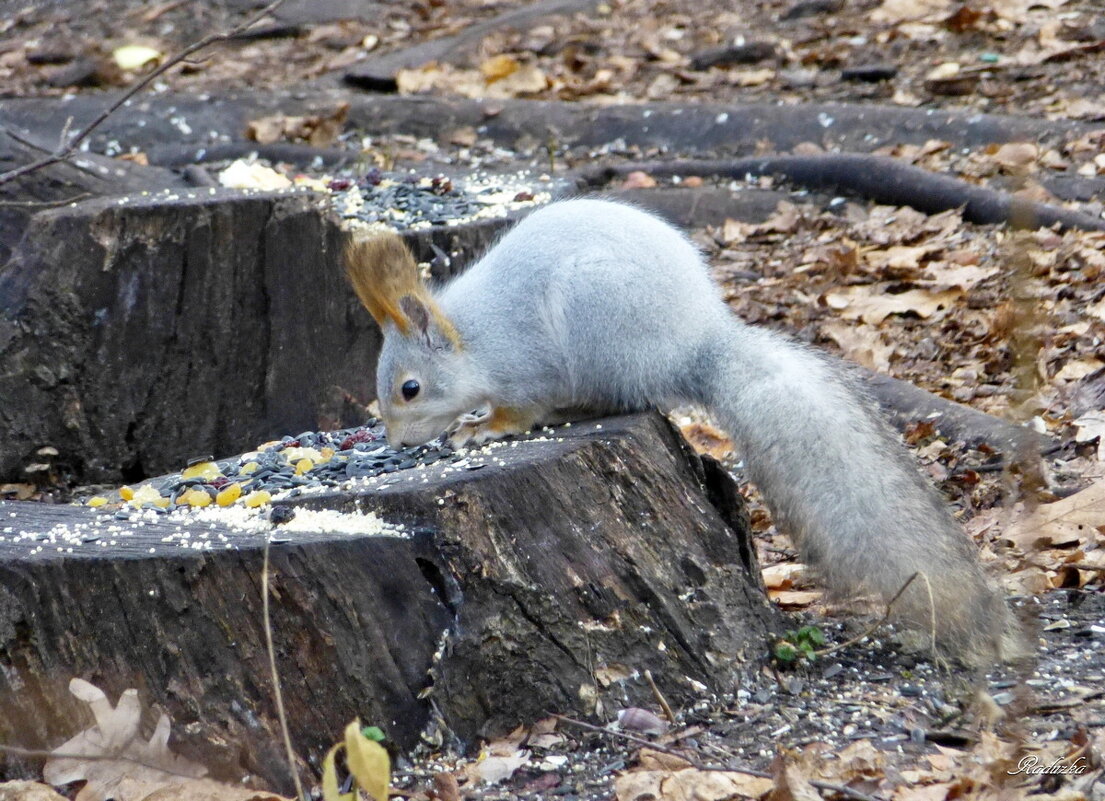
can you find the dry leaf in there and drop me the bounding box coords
[594,663,635,687]
[732,68,775,86]
[1074,413,1105,460]
[1054,358,1105,383]
[871,0,953,24]
[616,768,773,801]
[820,320,893,372]
[769,761,821,801]
[246,104,348,147]
[397,61,547,98]
[41,679,229,801]
[991,142,1039,172]
[864,244,936,274]
[922,262,999,290]
[480,54,521,83]
[892,782,953,801]
[823,285,963,324]
[1004,480,1105,550]
[475,752,530,784]
[0,782,69,801]
[762,563,808,590]
[768,589,822,607]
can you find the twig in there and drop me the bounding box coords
[552,714,885,801]
[263,534,306,801]
[814,572,921,658]
[643,670,676,725]
[0,0,289,187]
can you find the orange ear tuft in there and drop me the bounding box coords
[344,233,424,335]
[344,232,463,349]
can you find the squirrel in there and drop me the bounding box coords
[344,198,1026,667]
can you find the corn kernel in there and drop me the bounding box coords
[243,490,272,508]
[216,483,242,506]
[182,488,213,508]
[182,461,222,481]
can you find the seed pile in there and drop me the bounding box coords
[330,168,550,231]
[88,421,462,516]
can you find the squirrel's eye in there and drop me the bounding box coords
[401,379,421,401]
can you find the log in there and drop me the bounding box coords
[0,412,776,790]
[2,94,1095,179]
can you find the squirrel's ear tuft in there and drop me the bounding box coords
[344,232,421,335]
[344,231,463,349]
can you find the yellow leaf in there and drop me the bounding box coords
[322,744,354,801]
[345,721,390,801]
[481,54,520,83]
[112,44,163,71]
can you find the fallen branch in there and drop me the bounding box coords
[580,155,1105,232]
[0,0,289,187]
[854,369,1061,455]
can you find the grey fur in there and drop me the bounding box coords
[374,199,1024,665]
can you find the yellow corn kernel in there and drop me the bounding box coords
[182,488,213,508]
[130,484,162,508]
[243,490,272,508]
[182,461,221,481]
[216,483,242,506]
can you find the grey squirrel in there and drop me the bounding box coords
[345,198,1025,666]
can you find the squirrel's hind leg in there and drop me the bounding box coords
[448,405,544,448]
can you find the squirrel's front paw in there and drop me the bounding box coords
[448,408,493,449]
[447,406,537,449]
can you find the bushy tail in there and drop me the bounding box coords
[705,321,1026,667]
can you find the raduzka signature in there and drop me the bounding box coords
[1009,755,1088,776]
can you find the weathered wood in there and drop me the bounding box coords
[0,412,776,790]
[856,369,1061,454]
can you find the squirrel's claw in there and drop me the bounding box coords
[447,406,538,449]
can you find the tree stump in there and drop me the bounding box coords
[0,184,543,485]
[0,412,779,791]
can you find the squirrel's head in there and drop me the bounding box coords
[345,233,477,448]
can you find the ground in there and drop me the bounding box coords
[2,0,1105,799]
